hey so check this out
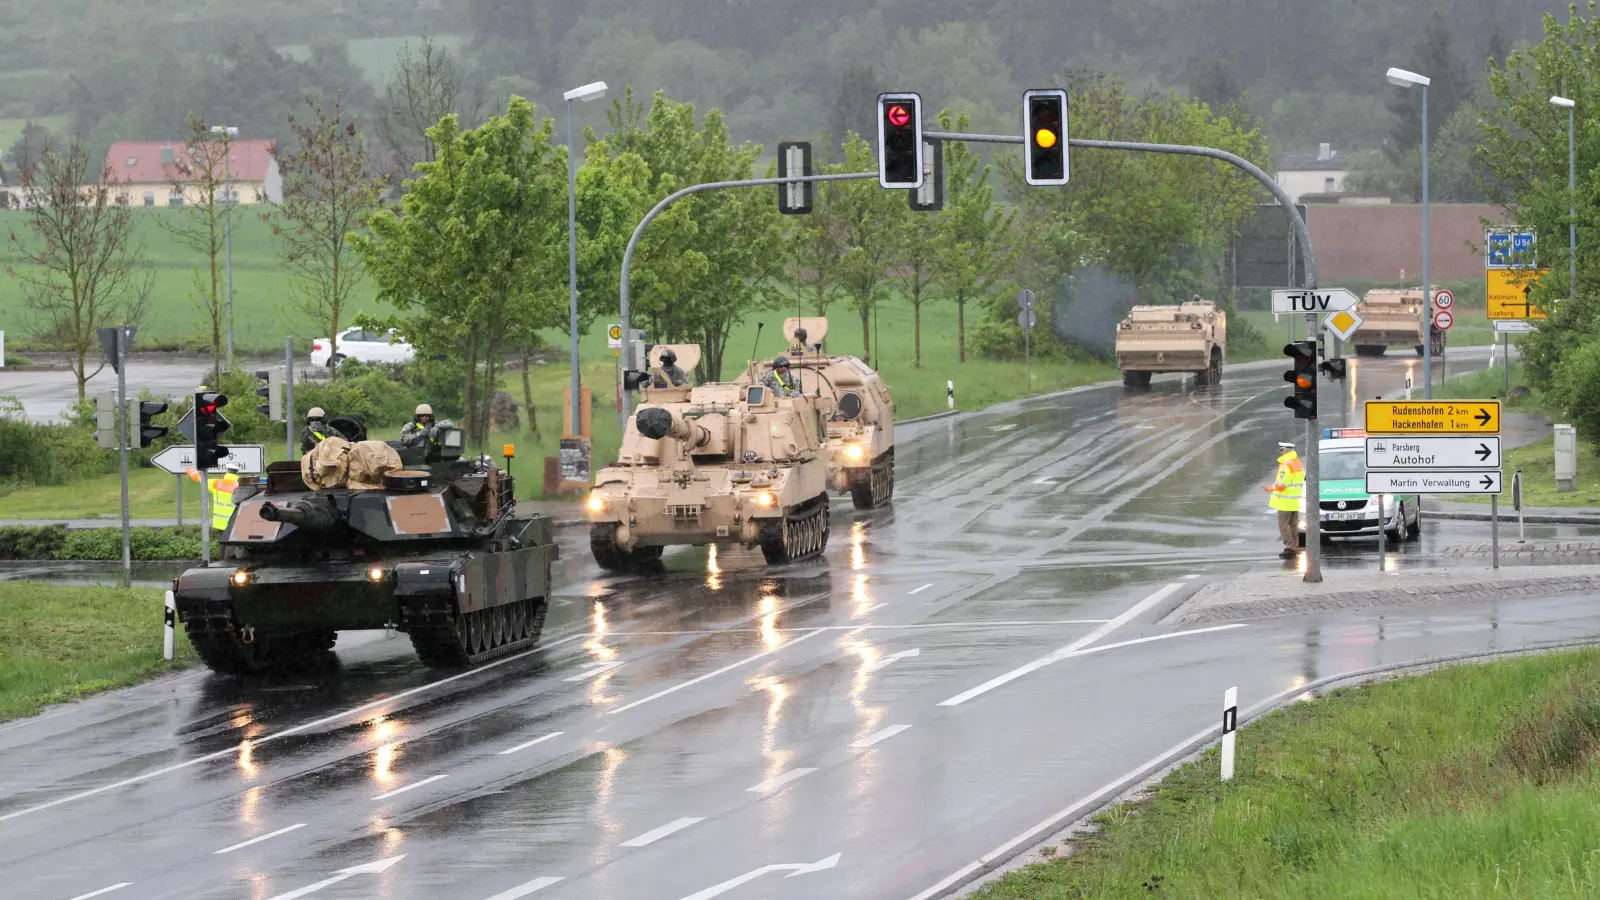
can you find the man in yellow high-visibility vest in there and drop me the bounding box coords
[1263,441,1305,558]
[210,462,241,533]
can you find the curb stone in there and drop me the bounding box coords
[1174,574,1600,626]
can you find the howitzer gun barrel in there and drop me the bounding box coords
[635,407,711,447]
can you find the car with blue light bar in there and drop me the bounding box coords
[1298,427,1420,545]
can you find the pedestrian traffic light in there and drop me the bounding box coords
[1283,341,1318,419]
[909,137,944,212]
[95,391,118,450]
[622,370,651,391]
[1319,357,1347,381]
[132,399,168,448]
[254,367,283,421]
[876,92,924,189]
[194,391,231,469]
[1023,89,1069,185]
[776,140,813,215]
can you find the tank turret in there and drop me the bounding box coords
[257,498,341,530]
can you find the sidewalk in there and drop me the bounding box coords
[1427,499,1600,525]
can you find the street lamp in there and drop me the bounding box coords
[1551,95,1577,298]
[562,81,607,440]
[1387,67,1433,398]
[209,125,239,368]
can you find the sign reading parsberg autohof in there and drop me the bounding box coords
[559,438,591,483]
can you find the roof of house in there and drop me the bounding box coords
[1276,151,1351,172]
[104,139,276,184]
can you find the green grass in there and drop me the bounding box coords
[275,34,468,87]
[0,582,193,723]
[974,648,1600,899]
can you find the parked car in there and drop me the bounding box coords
[310,327,414,368]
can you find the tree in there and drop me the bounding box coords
[158,116,237,384]
[354,97,567,446]
[830,134,907,365]
[7,121,55,176]
[823,62,881,163]
[897,188,943,368]
[1386,11,1470,157]
[375,36,487,185]
[1190,57,1244,111]
[6,141,150,399]
[266,96,388,377]
[935,110,1016,362]
[778,141,848,318]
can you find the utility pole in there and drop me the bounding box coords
[211,125,238,367]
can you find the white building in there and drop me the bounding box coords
[1274,143,1350,203]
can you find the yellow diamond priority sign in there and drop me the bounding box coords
[1324,308,1364,342]
[1365,400,1500,434]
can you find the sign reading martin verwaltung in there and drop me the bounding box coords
[1271,288,1358,314]
[1366,470,1502,495]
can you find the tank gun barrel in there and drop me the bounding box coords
[635,407,711,448]
[258,500,342,530]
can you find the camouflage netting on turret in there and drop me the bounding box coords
[303,437,351,489]
[346,441,404,490]
[301,437,403,490]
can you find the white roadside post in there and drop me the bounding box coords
[1221,686,1239,781]
[163,590,177,661]
[947,380,955,410]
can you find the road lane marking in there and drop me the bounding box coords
[372,774,447,801]
[214,823,306,854]
[746,767,816,793]
[564,661,625,681]
[1032,476,1056,484]
[264,854,406,900]
[620,817,705,847]
[67,885,131,900]
[908,583,934,595]
[937,583,1184,707]
[1181,574,1199,580]
[991,424,1018,431]
[863,648,920,673]
[0,632,590,826]
[607,620,1111,636]
[609,629,827,715]
[676,853,839,900]
[482,877,564,899]
[852,724,911,748]
[863,603,887,613]
[1226,538,1245,545]
[497,731,564,756]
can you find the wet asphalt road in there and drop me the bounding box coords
[6,347,1600,900]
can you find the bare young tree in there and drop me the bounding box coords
[6,141,151,399]
[158,116,234,384]
[376,36,486,184]
[267,95,388,377]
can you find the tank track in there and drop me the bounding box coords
[407,596,549,669]
[759,495,830,564]
[848,455,895,510]
[182,604,337,676]
[590,523,665,573]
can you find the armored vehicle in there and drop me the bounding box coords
[587,371,831,570]
[736,317,895,508]
[172,426,558,674]
[1115,298,1226,388]
[1351,289,1444,357]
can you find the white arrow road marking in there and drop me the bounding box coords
[863,648,920,673]
[481,877,564,899]
[675,853,841,900]
[851,724,911,748]
[908,583,934,595]
[610,629,826,715]
[1032,476,1057,484]
[214,822,306,854]
[372,774,447,801]
[621,817,704,847]
[264,854,406,900]
[990,424,1018,431]
[564,660,625,681]
[67,885,131,900]
[746,767,816,793]
[498,731,563,756]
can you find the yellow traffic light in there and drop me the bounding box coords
[1035,128,1058,149]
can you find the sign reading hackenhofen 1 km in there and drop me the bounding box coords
[1363,400,1502,495]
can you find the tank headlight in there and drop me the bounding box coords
[231,570,249,587]
[586,494,607,513]
[367,566,386,583]
[755,491,776,508]
[844,444,865,461]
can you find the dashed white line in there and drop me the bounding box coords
[565,661,625,682]
[372,774,448,801]
[620,817,705,847]
[482,877,564,899]
[1226,538,1245,545]
[746,767,816,793]
[852,724,912,748]
[498,731,564,756]
[908,583,934,595]
[215,823,306,854]
[610,629,827,715]
[1181,574,1199,580]
[67,885,131,900]
[1032,476,1057,484]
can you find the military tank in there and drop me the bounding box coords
[172,426,559,674]
[1351,288,1445,357]
[736,317,895,509]
[587,369,831,570]
[1115,297,1226,388]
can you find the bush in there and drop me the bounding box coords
[0,524,201,560]
[1549,338,1600,450]
[0,398,118,491]
[291,360,432,437]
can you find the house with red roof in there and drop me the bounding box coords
[102,139,282,207]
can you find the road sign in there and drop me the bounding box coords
[175,408,195,442]
[1365,400,1499,434]
[151,444,265,475]
[1487,267,1549,319]
[1365,436,1500,469]
[1017,288,1035,310]
[1017,308,1037,329]
[607,324,622,349]
[1324,308,1364,341]
[96,326,135,374]
[1366,470,1502,495]
[1271,288,1358,314]
[1486,231,1535,268]
[1433,288,1454,309]
[1493,320,1538,334]
[1433,309,1454,331]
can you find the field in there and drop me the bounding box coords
[275,34,469,87]
[975,648,1600,899]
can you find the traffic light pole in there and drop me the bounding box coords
[1304,315,1322,582]
[116,347,131,589]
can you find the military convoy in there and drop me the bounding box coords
[1350,288,1445,357]
[1115,297,1227,388]
[172,425,558,675]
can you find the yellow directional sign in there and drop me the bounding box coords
[1364,400,1500,434]
[1487,267,1548,320]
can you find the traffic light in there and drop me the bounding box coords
[254,367,283,421]
[1319,357,1347,381]
[1283,341,1317,419]
[95,391,118,449]
[776,140,813,215]
[194,391,231,469]
[1023,89,1069,186]
[909,137,944,212]
[132,399,168,448]
[622,370,651,391]
[876,92,924,189]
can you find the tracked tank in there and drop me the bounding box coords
[586,371,831,570]
[172,427,558,674]
[736,317,895,509]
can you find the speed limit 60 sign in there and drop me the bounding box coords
[1433,288,1454,310]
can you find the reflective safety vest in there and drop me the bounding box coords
[210,473,240,531]
[1268,451,1305,512]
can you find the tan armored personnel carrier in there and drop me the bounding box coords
[1351,289,1444,357]
[736,317,896,508]
[1115,297,1226,388]
[586,363,831,571]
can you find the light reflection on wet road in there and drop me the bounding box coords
[4,348,1599,900]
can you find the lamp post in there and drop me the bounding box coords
[1551,95,1577,298]
[209,125,239,368]
[1387,67,1432,397]
[562,81,607,439]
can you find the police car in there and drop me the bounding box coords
[1298,428,1421,544]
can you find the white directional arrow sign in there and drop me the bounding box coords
[265,854,406,900]
[676,853,841,900]
[1271,287,1359,314]
[1366,470,1502,495]
[1365,436,1501,469]
[863,648,920,673]
[150,444,265,475]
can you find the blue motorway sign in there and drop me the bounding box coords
[1487,231,1535,268]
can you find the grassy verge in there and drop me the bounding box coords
[0,582,193,723]
[974,648,1600,899]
